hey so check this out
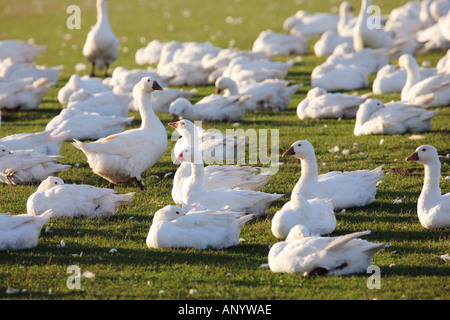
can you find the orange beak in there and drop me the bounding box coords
[168,121,179,129]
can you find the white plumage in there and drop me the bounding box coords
[282,140,383,210]
[168,95,250,123]
[0,129,69,155]
[174,145,283,216]
[215,76,302,111]
[82,0,119,77]
[297,87,371,119]
[45,109,134,141]
[72,77,167,190]
[406,145,450,229]
[252,29,308,56]
[0,146,70,185]
[146,205,253,250]
[0,210,52,251]
[27,176,135,218]
[354,99,438,136]
[268,227,388,276]
[169,119,270,205]
[271,191,336,239]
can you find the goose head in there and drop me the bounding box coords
[356,99,384,121]
[282,140,315,160]
[215,76,237,95]
[285,225,310,242]
[173,145,203,165]
[168,97,191,120]
[339,1,354,15]
[307,87,327,99]
[153,205,185,222]
[135,76,163,94]
[406,145,439,165]
[168,118,196,136]
[395,54,418,70]
[37,176,64,192]
[0,145,12,157]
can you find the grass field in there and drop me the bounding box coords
[0,0,449,301]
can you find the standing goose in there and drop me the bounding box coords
[282,140,383,210]
[406,145,450,229]
[72,77,167,190]
[82,0,120,77]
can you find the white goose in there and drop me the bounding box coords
[353,0,395,51]
[67,89,131,118]
[201,48,270,83]
[354,99,438,136]
[169,119,270,205]
[0,58,62,83]
[282,140,384,210]
[337,1,357,36]
[406,145,450,229]
[296,87,371,119]
[283,10,339,36]
[0,146,70,185]
[82,0,120,77]
[311,62,371,92]
[135,39,164,66]
[72,77,167,190]
[325,44,391,74]
[220,57,293,87]
[0,210,52,251]
[268,227,388,276]
[58,74,112,104]
[146,205,253,250]
[0,77,55,111]
[313,30,353,57]
[174,146,283,216]
[372,63,437,95]
[106,66,171,94]
[436,49,450,73]
[251,29,308,56]
[215,76,302,111]
[168,94,250,123]
[27,176,135,219]
[397,54,450,107]
[271,190,335,239]
[45,109,134,141]
[0,40,46,64]
[0,129,69,155]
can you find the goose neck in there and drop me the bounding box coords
[292,155,319,194]
[224,79,239,96]
[402,60,421,99]
[420,161,442,200]
[187,162,206,192]
[136,92,158,129]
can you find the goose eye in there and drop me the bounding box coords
[297,144,301,147]
[422,148,426,152]
[54,182,58,184]
[175,211,180,214]
[147,78,151,82]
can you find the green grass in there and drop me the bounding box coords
[0,0,449,301]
